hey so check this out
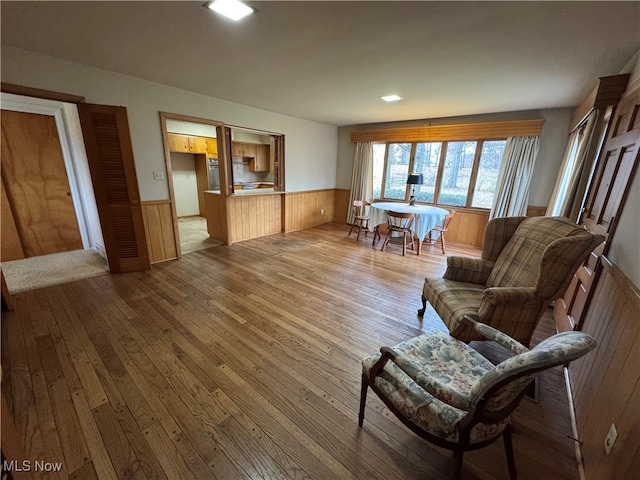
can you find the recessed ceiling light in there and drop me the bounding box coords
[206,0,254,22]
[380,94,404,103]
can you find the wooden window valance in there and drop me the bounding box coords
[350,119,544,143]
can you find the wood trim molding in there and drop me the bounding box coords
[350,119,544,143]
[1,82,85,104]
[141,199,171,206]
[569,74,630,131]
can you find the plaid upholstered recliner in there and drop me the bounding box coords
[418,216,604,346]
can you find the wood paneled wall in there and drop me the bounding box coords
[334,188,549,248]
[141,200,177,264]
[204,192,228,243]
[569,257,640,479]
[227,193,283,243]
[443,209,489,247]
[526,205,547,217]
[144,189,547,259]
[283,189,335,233]
[333,189,351,224]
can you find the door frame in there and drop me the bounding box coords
[1,92,106,257]
[159,111,226,257]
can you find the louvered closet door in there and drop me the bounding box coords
[77,103,150,273]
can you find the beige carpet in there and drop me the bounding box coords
[2,249,109,295]
[179,216,223,254]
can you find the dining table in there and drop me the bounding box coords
[368,201,449,255]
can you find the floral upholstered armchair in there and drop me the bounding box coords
[359,318,597,480]
[418,216,604,346]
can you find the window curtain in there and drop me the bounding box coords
[490,136,540,220]
[546,109,598,219]
[347,142,373,224]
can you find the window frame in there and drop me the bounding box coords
[374,137,507,210]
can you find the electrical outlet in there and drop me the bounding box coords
[153,171,165,181]
[321,208,324,215]
[604,423,618,455]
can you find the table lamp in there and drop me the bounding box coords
[407,173,423,206]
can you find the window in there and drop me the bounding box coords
[372,143,386,198]
[472,141,506,208]
[372,139,507,209]
[413,142,441,203]
[383,143,412,199]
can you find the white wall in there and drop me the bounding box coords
[170,153,199,217]
[336,107,572,207]
[166,119,218,138]
[1,46,338,201]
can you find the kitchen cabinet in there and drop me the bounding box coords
[207,138,218,156]
[168,133,209,154]
[250,144,270,172]
[232,142,256,158]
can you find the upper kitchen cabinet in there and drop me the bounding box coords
[207,138,218,156]
[232,142,256,158]
[168,133,209,154]
[251,144,270,172]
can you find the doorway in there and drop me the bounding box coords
[162,115,223,254]
[1,93,109,294]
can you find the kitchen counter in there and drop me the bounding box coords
[204,189,282,196]
[233,188,280,195]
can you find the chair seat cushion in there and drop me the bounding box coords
[423,278,485,331]
[362,330,509,444]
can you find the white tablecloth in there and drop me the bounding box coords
[369,202,449,241]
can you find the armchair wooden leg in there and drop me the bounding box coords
[453,450,463,480]
[417,294,427,317]
[358,375,368,427]
[503,424,517,480]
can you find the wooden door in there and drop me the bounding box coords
[77,103,150,273]
[0,109,83,259]
[555,84,640,332]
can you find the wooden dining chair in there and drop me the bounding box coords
[348,200,371,241]
[380,211,416,256]
[427,209,456,254]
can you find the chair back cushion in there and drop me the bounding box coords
[486,216,586,289]
[469,331,596,416]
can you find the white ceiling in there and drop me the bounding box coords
[1,1,639,126]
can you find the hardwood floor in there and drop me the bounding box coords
[1,223,579,480]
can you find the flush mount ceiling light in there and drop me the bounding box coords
[206,0,254,22]
[380,94,404,103]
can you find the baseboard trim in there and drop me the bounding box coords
[564,367,586,480]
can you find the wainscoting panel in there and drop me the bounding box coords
[334,188,351,224]
[203,192,228,244]
[141,200,178,264]
[444,209,489,247]
[569,257,640,479]
[227,193,283,243]
[284,189,335,232]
